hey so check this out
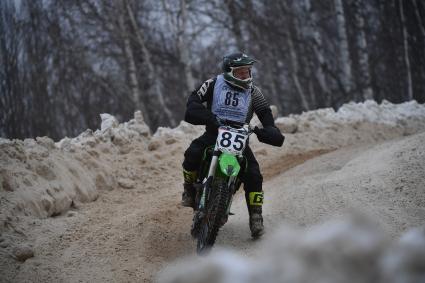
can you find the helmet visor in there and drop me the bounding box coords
[231,66,252,81]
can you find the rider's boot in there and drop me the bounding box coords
[249,206,264,238]
[246,192,264,239]
[181,169,197,208]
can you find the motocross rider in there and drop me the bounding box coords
[182,52,284,238]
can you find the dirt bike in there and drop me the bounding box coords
[191,120,254,254]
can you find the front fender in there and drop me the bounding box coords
[218,153,240,177]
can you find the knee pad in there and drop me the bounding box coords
[183,169,197,184]
[183,148,203,172]
[248,192,264,206]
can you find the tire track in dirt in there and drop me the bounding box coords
[3,147,335,282]
[141,149,332,276]
[261,149,332,179]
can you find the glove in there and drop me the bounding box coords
[253,126,261,136]
[253,126,285,147]
[207,115,221,132]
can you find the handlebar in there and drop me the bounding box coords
[217,118,255,135]
[216,118,241,127]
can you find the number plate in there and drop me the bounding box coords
[217,127,248,155]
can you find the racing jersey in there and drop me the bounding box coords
[185,76,274,129]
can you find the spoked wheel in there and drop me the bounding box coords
[191,211,202,239]
[196,181,229,255]
[196,216,210,254]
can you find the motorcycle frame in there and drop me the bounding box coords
[198,125,250,211]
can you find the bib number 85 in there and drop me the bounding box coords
[218,129,247,152]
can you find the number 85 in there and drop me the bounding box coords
[219,132,245,151]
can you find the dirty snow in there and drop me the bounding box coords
[0,100,425,282]
[158,214,425,283]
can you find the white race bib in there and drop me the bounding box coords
[212,75,251,123]
[216,126,248,155]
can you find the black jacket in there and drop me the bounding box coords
[185,77,284,147]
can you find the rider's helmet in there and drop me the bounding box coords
[222,52,256,90]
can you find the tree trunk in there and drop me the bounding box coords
[118,12,151,126]
[399,0,413,100]
[334,0,352,95]
[225,0,245,51]
[280,1,310,111]
[287,31,310,111]
[125,0,176,126]
[178,0,195,93]
[303,0,330,106]
[412,0,425,40]
[353,0,373,100]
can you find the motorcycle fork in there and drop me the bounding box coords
[225,176,236,216]
[200,150,221,209]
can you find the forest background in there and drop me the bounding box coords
[1,0,424,140]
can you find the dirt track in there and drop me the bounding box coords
[2,100,425,282]
[3,132,425,282]
[1,147,325,282]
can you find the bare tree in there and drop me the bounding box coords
[118,4,147,124]
[0,1,27,138]
[124,0,176,126]
[412,0,425,40]
[303,0,331,104]
[352,0,373,100]
[334,0,353,95]
[161,0,195,93]
[178,0,195,92]
[224,0,245,51]
[21,1,54,137]
[399,0,413,100]
[1,0,424,139]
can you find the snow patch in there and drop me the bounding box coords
[158,214,425,283]
[1,100,425,222]
[100,113,119,131]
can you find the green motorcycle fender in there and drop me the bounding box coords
[218,153,240,177]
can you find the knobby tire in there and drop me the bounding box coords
[196,180,229,254]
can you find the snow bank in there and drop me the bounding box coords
[274,100,425,154]
[57,110,150,152]
[151,100,425,158]
[158,214,425,283]
[0,111,150,224]
[1,101,425,223]
[276,100,425,131]
[0,137,99,218]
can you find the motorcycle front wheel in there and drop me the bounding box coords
[196,180,229,254]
